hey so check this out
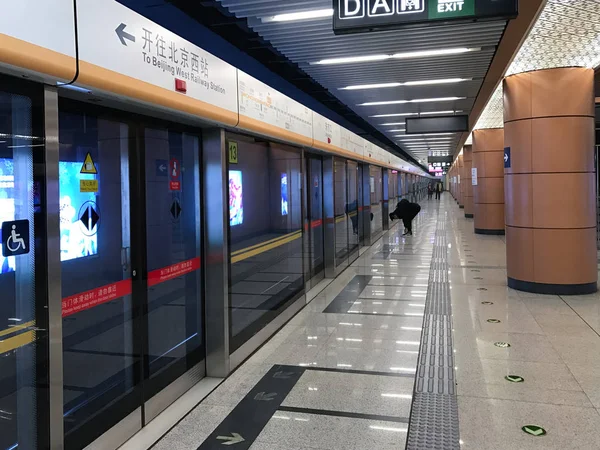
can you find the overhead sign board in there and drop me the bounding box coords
[406,115,469,134]
[238,71,313,141]
[429,155,453,164]
[77,0,238,114]
[333,0,518,34]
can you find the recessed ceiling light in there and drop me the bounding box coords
[397,133,457,137]
[312,47,480,65]
[340,78,471,91]
[360,97,465,106]
[386,129,405,132]
[265,9,333,22]
[380,122,406,126]
[370,110,463,118]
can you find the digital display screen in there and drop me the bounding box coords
[229,170,243,226]
[281,173,288,216]
[59,161,98,261]
[0,158,15,274]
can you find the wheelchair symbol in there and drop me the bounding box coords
[7,225,26,253]
[2,219,30,257]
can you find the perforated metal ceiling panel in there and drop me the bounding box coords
[475,0,600,131]
[216,0,508,163]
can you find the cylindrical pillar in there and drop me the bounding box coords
[473,128,505,235]
[458,154,464,208]
[504,67,597,295]
[463,145,473,218]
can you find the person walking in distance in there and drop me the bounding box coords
[389,199,421,236]
[435,182,442,200]
[427,183,434,200]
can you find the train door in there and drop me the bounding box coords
[58,100,204,449]
[305,154,324,288]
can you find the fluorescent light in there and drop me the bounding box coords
[371,110,463,118]
[421,110,463,115]
[381,122,406,126]
[392,48,477,59]
[314,47,479,65]
[360,97,465,106]
[400,133,457,136]
[340,82,401,90]
[386,129,405,132]
[372,113,416,118]
[404,78,470,86]
[314,54,392,65]
[340,78,471,91]
[266,8,333,22]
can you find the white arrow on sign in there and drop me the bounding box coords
[217,433,245,445]
[504,153,509,162]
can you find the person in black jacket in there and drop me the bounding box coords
[389,199,421,236]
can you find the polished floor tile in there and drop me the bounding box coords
[458,397,600,450]
[153,404,232,450]
[254,411,408,450]
[151,196,600,450]
[282,370,414,417]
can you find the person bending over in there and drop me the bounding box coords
[389,199,421,236]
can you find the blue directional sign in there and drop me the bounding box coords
[2,220,30,257]
[156,159,168,177]
[504,147,511,169]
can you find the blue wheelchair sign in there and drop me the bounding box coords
[2,220,30,257]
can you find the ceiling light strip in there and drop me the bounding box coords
[340,78,471,91]
[312,47,480,65]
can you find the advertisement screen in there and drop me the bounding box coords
[229,170,243,226]
[281,173,288,216]
[0,158,15,274]
[59,161,98,261]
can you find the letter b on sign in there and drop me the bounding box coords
[340,0,365,19]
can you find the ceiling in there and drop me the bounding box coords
[199,0,509,165]
[475,0,600,131]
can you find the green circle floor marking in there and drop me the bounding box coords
[481,301,494,305]
[487,319,501,323]
[522,425,546,437]
[505,375,524,383]
[494,342,511,348]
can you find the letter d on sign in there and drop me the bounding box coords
[341,0,364,18]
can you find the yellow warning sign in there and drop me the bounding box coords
[80,153,97,174]
[80,179,98,193]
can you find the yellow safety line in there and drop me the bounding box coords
[231,230,302,257]
[0,330,35,354]
[232,232,302,264]
[0,320,35,338]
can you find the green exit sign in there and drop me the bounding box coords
[429,0,475,19]
[333,0,517,35]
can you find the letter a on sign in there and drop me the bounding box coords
[80,152,98,174]
[368,0,394,16]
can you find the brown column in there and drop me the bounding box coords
[458,154,464,208]
[473,129,505,235]
[504,67,597,295]
[463,145,474,218]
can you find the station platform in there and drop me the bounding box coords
[133,195,600,450]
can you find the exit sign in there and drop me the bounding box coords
[333,0,518,34]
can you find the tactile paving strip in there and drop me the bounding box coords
[406,214,460,450]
